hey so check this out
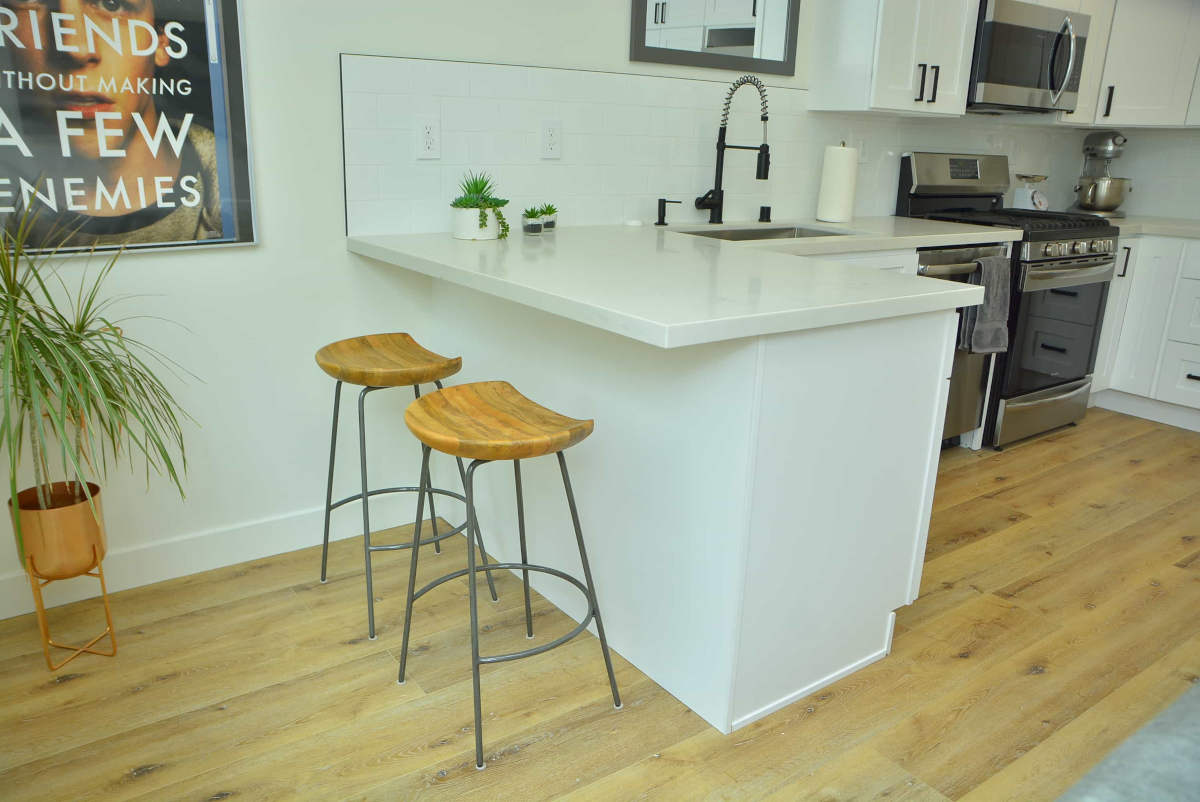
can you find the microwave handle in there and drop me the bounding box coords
[1049,15,1077,107]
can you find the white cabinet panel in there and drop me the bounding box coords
[707,0,756,26]
[1057,0,1115,126]
[660,26,705,49]
[1111,237,1184,396]
[871,0,927,111]
[1094,0,1200,126]
[809,0,977,116]
[1092,238,1137,392]
[1189,64,1200,127]
[821,249,919,274]
[1154,341,1200,409]
[1183,240,1200,280]
[1167,279,1200,346]
[915,0,977,114]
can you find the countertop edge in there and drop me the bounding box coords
[348,235,983,350]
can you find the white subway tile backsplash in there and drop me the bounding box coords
[343,56,1089,235]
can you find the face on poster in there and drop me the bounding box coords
[0,0,253,252]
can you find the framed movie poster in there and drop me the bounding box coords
[0,0,254,252]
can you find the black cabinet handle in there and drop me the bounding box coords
[1104,85,1114,117]
[655,2,661,23]
[1040,343,1068,354]
[928,65,941,103]
[752,0,757,16]
[1187,374,1200,382]
[661,2,666,23]
[1119,245,1131,277]
[1050,288,1079,297]
[915,64,927,102]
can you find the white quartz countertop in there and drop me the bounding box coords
[667,216,1024,255]
[349,223,984,349]
[1112,216,1200,239]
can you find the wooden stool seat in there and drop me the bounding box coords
[405,381,594,461]
[315,333,461,387]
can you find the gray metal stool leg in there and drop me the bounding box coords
[358,386,380,640]
[514,460,534,638]
[558,452,622,709]
[398,445,432,685]
[464,459,488,769]
[320,380,343,583]
[414,385,442,555]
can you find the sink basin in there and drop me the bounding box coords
[684,226,849,241]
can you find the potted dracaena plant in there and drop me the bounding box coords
[450,171,510,241]
[1,207,189,670]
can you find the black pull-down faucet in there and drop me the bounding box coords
[695,74,770,224]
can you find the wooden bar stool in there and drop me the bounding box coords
[397,380,621,769]
[314,333,498,640]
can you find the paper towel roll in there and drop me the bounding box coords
[816,143,859,223]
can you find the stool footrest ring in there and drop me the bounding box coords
[412,562,598,664]
[330,486,465,512]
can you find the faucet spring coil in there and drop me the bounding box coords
[721,74,769,127]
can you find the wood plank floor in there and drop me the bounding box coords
[2,407,1198,800]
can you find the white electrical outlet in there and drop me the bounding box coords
[541,120,562,159]
[416,114,440,160]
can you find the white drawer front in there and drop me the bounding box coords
[1183,241,1200,280]
[1154,341,1200,410]
[1168,278,1200,346]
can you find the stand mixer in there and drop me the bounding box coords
[1069,131,1132,218]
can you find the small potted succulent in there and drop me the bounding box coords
[521,207,543,235]
[539,203,558,231]
[450,171,510,241]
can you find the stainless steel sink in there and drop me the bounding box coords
[684,226,849,241]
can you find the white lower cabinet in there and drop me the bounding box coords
[1110,237,1185,396]
[1167,278,1200,345]
[1102,235,1200,417]
[1155,342,1200,409]
[1092,238,1137,391]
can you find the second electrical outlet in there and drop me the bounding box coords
[541,120,562,159]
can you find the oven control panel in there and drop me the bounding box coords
[1024,238,1117,261]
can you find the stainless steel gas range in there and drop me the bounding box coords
[897,152,1120,449]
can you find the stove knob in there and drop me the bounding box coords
[1073,241,1089,255]
[1041,243,1056,257]
[1090,239,1104,253]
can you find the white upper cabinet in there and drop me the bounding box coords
[1055,0,1116,126]
[706,0,757,26]
[808,0,978,116]
[1188,61,1200,126]
[1092,0,1200,126]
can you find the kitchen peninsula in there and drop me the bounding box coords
[348,221,1010,732]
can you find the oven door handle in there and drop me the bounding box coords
[1023,261,1115,292]
[1049,15,1077,107]
[918,261,980,278]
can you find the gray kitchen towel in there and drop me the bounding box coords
[959,254,1010,354]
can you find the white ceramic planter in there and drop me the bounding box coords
[452,207,499,240]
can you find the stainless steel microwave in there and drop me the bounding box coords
[968,0,1091,113]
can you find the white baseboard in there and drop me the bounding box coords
[1091,390,1200,433]
[0,506,336,620]
[729,645,890,731]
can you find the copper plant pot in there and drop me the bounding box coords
[9,482,106,580]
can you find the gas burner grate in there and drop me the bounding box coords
[930,209,1113,233]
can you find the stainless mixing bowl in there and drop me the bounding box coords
[1074,176,1132,211]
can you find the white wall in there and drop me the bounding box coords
[0,1,1094,618]
[1111,129,1200,219]
[344,57,1088,235]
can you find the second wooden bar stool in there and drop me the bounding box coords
[398,380,621,769]
[314,333,498,640]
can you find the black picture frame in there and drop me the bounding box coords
[629,0,802,76]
